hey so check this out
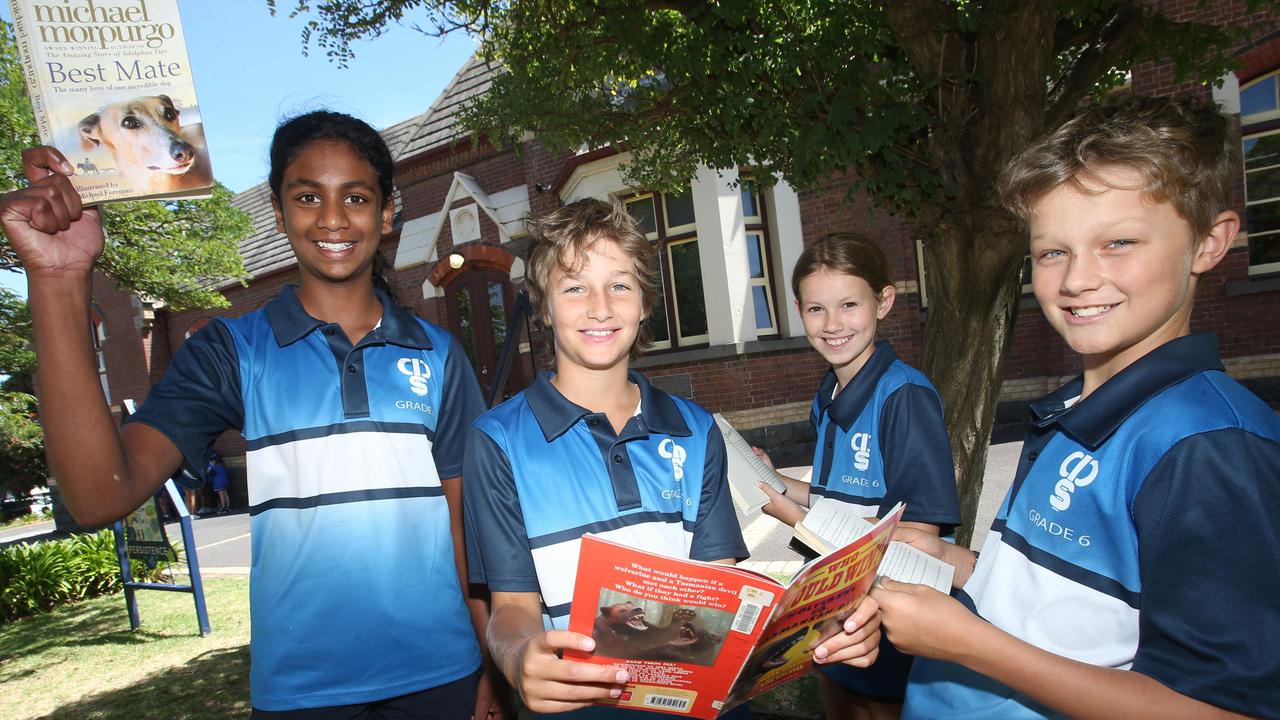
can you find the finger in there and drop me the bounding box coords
[821,631,882,667]
[539,629,597,654]
[845,593,881,632]
[21,147,73,182]
[756,481,784,502]
[17,185,74,234]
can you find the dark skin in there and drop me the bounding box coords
[0,145,504,719]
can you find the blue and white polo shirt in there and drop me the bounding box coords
[463,370,748,629]
[127,284,485,711]
[904,334,1280,719]
[809,341,961,528]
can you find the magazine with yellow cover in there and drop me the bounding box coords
[7,0,214,204]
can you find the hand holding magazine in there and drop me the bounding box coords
[793,497,955,594]
[565,504,905,719]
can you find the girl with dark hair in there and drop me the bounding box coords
[754,233,961,720]
[0,111,500,718]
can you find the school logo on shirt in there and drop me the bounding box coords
[1049,451,1098,511]
[658,438,687,481]
[850,432,872,472]
[396,357,431,397]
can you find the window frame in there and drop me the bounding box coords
[624,190,711,350]
[1240,71,1280,276]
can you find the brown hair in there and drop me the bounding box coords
[525,197,660,357]
[1000,93,1239,241]
[791,232,892,301]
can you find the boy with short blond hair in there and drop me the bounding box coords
[871,94,1280,719]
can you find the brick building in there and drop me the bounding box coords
[87,5,1280,507]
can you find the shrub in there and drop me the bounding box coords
[0,529,179,623]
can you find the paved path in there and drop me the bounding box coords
[3,440,1025,577]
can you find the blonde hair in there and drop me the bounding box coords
[1000,93,1239,241]
[525,197,660,357]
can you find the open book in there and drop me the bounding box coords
[565,504,904,719]
[713,413,788,516]
[7,0,215,204]
[793,497,954,594]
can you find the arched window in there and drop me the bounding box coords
[1239,70,1280,275]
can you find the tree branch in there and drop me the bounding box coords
[1044,5,1148,131]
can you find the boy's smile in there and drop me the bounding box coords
[546,237,644,375]
[1029,166,1236,396]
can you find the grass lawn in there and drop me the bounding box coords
[0,576,250,720]
[0,574,820,720]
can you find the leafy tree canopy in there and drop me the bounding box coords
[272,0,1279,540]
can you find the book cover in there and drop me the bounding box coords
[7,0,213,204]
[565,504,904,719]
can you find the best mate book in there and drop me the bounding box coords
[565,504,904,719]
[7,0,214,204]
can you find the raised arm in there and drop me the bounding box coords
[1,147,181,525]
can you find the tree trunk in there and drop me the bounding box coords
[915,208,1026,548]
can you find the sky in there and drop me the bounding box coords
[0,0,479,297]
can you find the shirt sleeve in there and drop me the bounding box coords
[433,338,487,480]
[690,422,749,563]
[878,383,961,530]
[462,424,539,591]
[124,320,242,477]
[1130,428,1280,717]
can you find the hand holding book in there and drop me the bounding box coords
[0,147,104,278]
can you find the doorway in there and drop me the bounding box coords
[444,268,528,402]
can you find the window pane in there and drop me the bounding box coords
[1250,234,1280,267]
[1244,133,1280,172]
[487,281,507,349]
[1241,76,1278,118]
[668,240,708,339]
[647,262,670,344]
[664,187,696,229]
[747,233,764,278]
[1246,165,1280,200]
[456,287,478,368]
[1246,198,1280,236]
[626,196,657,235]
[741,185,759,218]
[752,286,773,330]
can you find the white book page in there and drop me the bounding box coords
[714,414,788,515]
[799,497,877,549]
[877,541,954,594]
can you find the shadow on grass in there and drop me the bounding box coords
[0,600,167,660]
[39,644,250,720]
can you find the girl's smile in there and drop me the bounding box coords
[797,268,895,387]
[272,140,393,288]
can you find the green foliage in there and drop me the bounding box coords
[0,287,42,498]
[0,20,251,311]
[0,529,177,623]
[270,1,1273,208]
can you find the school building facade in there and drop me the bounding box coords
[85,0,1280,506]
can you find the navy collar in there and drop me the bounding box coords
[816,341,899,430]
[1029,333,1224,449]
[265,284,433,349]
[525,370,692,442]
